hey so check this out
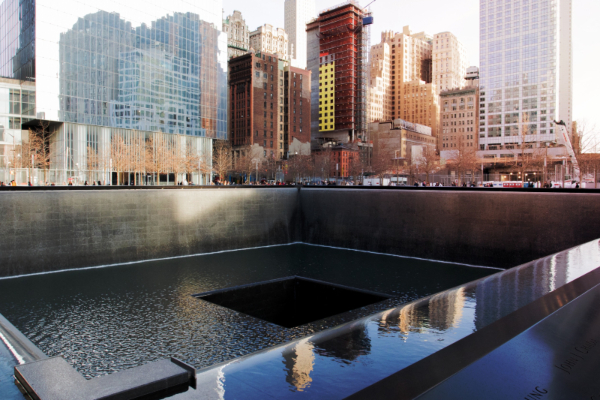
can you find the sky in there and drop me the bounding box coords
[224,0,600,137]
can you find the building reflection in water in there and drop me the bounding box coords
[474,251,568,330]
[377,287,466,337]
[282,338,315,391]
[314,326,372,362]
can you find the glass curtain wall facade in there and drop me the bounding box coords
[48,122,213,185]
[0,0,35,80]
[0,0,226,183]
[479,0,572,154]
[0,78,35,184]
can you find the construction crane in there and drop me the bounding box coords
[553,120,580,181]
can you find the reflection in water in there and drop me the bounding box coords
[283,338,315,391]
[474,251,569,330]
[0,245,492,379]
[429,287,465,331]
[377,287,466,338]
[182,240,600,399]
[314,326,371,362]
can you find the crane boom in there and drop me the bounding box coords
[553,120,580,180]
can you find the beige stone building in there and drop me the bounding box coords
[249,24,289,61]
[369,119,436,166]
[432,32,468,92]
[223,11,250,60]
[439,87,478,161]
[368,27,470,151]
[368,41,390,122]
[439,67,479,161]
[399,80,440,142]
[367,27,437,142]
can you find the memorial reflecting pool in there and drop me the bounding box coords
[0,244,495,380]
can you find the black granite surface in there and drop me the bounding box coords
[2,187,600,276]
[300,188,600,268]
[15,357,193,400]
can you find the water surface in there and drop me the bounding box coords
[0,244,495,379]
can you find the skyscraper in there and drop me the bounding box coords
[227,51,311,161]
[0,0,227,184]
[432,32,468,92]
[249,25,290,61]
[368,27,458,145]
[0,0,227,138]
[223,11,250,60]
[478,0,573,155]
[307,1,370,145]
[284,0,316,69]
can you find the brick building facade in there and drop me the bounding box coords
[228,51,311,160]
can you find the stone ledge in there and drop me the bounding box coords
[14,356,195,400]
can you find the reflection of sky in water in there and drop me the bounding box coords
[0,244,493,382]
[183,240,600,399]
[0,339,21,399]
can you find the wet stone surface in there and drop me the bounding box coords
[0,245,494,380]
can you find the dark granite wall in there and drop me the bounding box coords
[0,188,300,277]
[300,188,600,268]
[1,187,599,276]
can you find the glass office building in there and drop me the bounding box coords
[479,0,572,153]
[0,0,226,139]
[0,0,226,184]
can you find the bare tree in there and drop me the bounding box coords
[28,121,52,184]
[145,136,158,185]
[212,140,232,184]
[573,120,600,155]
[233,146,255,184]
[197,152,212,185]
[414,146,441,183]
[129,135,146,185]
[347,152,365,183]
[184,140,201,184]
[313,147,333,182]
[447,137,479,185]
[169,138,187,184]
[370,140,394,185]
[87,145,101,184]
[111,134,128,185]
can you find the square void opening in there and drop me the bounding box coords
[193,276,392,328]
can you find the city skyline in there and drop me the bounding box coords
[225,0,599,139]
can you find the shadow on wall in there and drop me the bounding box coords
[0,188,300,277]
[1,187,600,276]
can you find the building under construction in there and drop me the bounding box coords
[307,0,371,148]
